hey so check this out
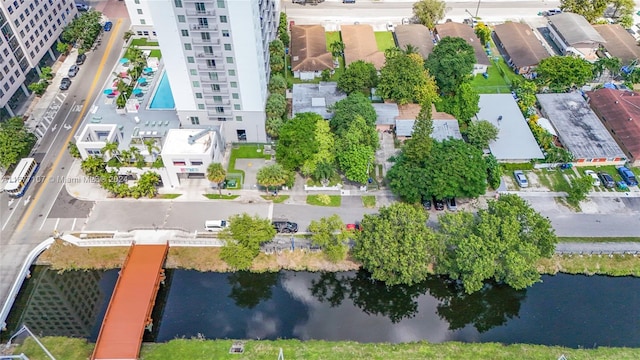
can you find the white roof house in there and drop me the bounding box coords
[292,82,347,119]
[476,94,544,162]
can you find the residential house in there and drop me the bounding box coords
[291,25,335,80]
[435,22,491,75]
[547,12,605,61]
[593,24,640,65]
[587,88,640,166]
[476,94,544,162]
[493,22,550,74]
[373,103,399,131]
[340,24,386,70]
[292,82,346,119]
[537,92,626,165]
[394,24,434,59]
[395,103,462,141]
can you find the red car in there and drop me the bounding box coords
[346,223,362,231]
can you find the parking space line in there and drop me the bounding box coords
[53,218,60,231]
[71,218,77,230]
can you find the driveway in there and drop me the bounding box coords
[235,158,268,190]
[375,132,398,178]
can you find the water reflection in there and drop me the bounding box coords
[227,272,280,309]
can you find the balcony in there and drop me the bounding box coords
[197,64,225,71]
[190,24,217,31]
[201,76,227,83]
[185,9,215,16]
[205,99,231,106]
[192,37,220,45]
[196,52,223,59]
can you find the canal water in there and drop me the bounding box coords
[3,267,640,348]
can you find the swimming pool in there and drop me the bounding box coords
[149,71,175,109]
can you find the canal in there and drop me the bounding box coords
[2,267,640,348]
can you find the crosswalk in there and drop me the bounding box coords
[39,217,87,232]
[35,93,68,138]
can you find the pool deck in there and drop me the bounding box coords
[77,60,180,149]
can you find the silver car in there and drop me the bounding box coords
[68,64,79,77]
[514,170,529,188]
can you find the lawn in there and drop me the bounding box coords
[361,195,376,208]
[534,169,572,192]
[130,38,159,47]
[227,144,272,175]
[158,193,181,199]
[307,194,342,207]
[538,253,640,277]
[374,31,396,52]
[149,49,162,59]
[203,194,240,200]
[261,195,290,203]
[325,31,342,49]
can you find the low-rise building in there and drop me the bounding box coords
[547,12,604,61]
[340,24,386,70]
[373,103,399,131]
[593,24,640,65]
[493,22,550,74]
[587,88,640,166]
[291,82,346,119]
[290,25,335,80]
[394,24,434,59]
[394,103,462,141]
[537,92,626,165]
[476,94,544,162]
[434,22,491,75]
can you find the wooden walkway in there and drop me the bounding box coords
[91,243,168,360]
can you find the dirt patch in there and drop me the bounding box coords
[37,240,129,270]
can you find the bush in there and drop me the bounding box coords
[316,194,332,205]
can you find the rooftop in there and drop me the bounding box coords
[372,103,399,125]
[434,22,491,65]
[395,119,462,140]
[548,12,605,45]
[587,88,640,161]
[476,94,544,161]
[537,92,626,160]
[394,24,434,59]
[290,25,335,73]
[493,22,550,68]
[396,103,422,120]
[593,24,640,64]
[292,82,347,119]
[340,24,386,70]
[161,129,218,155]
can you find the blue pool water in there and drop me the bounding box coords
[149,71,175,109]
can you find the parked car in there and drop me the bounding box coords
[401,17,411,25]
[433,197,445,211]
[272,221,298,233]
[104,21,113,32]
[446,198,457,211]
[346,223,362,231]
[386,22,394,31]
[67,64,79,77]
[422,198,432,210]
[545,9,562,16]
[618,166,638,186]
[513,170,529,188]
[343,0,356,3]
[584,170,601,186]
[75,53,86,65]
[598,172,616,188]
[75,3,91,11]
[59,77,72,90]
[204,220,229,232]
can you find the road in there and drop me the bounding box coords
[282,0,562,29]
[0,14,129,316]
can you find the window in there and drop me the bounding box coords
[206,59,216,68]
[192,81,200,87]
[187,56,195,63]
[228,69,235,76]
[201,32,211,41]
[236,129,246,141]
[217,0,225,8]
[173,160,186,166]
[136,9,143,14]
[213,96,222,102]
[232,93,239,99]
[195,2,206,13]
[174,0,182,8]
[191,160,203,166]
[184,43,192,50]
[190,116,199,125]
[216,106,224,113]
[198,104,205,109]
[195,93,203,99]
[226,57,233,64]
[230,81,237,88]
[190,69,197,75]
[208,72,218,80]
[224,44,231,51]
[236,116,243,122]
[222,30,229,37]
[198,18,208,28]
[211,84,220,91]
[140,19,146,25]
[220,15,227,23]
[203,46,213,54]
[177,15,185,23]
[181,29,189,36]
[134,0,140,3]
[234,104,241,110]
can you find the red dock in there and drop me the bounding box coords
[91,244,168,360]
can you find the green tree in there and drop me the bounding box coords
[337,60,378,95]
[0,117,37,169]
[438,82,480,125]
[143,139,160,161]
[56,42,70,55]
[402,103,433,165]
[329,40,345,58]
[321,69,331,81]
[265,93,286,118]
[278,12,290,46]
[425,37,476,95]
[474,22,492,45]
[269,39,285,58]
[330,92,377,134]
[81,156,106,177]
[130,171,160,199]
[377,53,439,105]
[353,203,440,286]
[438,194,557,293]
[68,142,81,159]
[485,154,502,190]
[611,0,635,17]
[336,115,379,153]
[28,81,47,96]
[559,0,608,22]
[512,78,538,114]
[386,155,430,203]
[536,56,593,92]
[256,163,289,193]
[567,175,594,206]
[302,119,336,176]
[265,116,284,139]
[219,213,277,270]
[276,112,320,171]
[309,215,349,262]
[270,54,285,73]
[206,163,227,195]
[337,145,375,184]
[424,139,487,199]
[39,67,53,81]
[618,14,633,28]
[268,74,287,94]
[101,141,120,162]
[466,119,499,150]
[592,56,622,78]
[412,0,446,29]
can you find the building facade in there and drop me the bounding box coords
[0,0,78,117]
[125,0,278,143]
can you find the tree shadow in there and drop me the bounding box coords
[227,271,280,309]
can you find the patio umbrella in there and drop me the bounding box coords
[103,89,113,95]
[132,88,143,95]
[143,67,153,73]
[137,78,147,84]
[119,58,130,64]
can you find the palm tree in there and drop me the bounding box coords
[384,47,402,59]
[119,149,133,166]
[403,44,418,55]
[206,163,227,195]
[128,146,144,168]
[143,139,161,161]
[101,141,120,161]
[329,41,345,58]
[256,163,289,194]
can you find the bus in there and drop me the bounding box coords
[4,158,39,198]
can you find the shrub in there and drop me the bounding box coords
[316,194,332,205]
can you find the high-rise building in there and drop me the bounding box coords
[124,0,279,143]
[0,0,78,117]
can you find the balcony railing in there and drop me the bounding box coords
[205,99,231,106]
[190,24,217,31]
[197,64,224,71]
[192,38,220,45]
[201,76,227,83]
[196,52,223,59]
[185,9,215,16]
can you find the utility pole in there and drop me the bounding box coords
[475,0,481,18]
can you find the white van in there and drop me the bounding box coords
[204,220,229,232]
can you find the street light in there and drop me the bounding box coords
[4,325,56,360]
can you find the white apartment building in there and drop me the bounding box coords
[124,0,278,143]
[0,0,77,117]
